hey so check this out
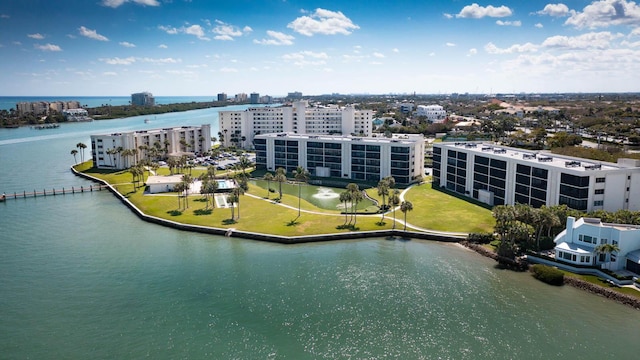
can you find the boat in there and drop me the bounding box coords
[32,124,60,130]
[144,118,151,123]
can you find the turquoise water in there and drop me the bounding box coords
[1,107,640,359]
[0,96,220,111]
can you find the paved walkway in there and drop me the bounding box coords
[244,183,468,238]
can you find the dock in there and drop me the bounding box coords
[1,184,109,201]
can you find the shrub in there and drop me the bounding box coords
[531,264,564,286]
[467,232,495,244]
[539,236,556,251]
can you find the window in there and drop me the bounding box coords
[596,177,605,183]
[594,200,604,206]
[595,189,604,195]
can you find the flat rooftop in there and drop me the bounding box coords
[436,141,631,172]
[257,132,423,145]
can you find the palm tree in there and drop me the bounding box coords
[377,178,390,222]
[293,166,310,219]
[70,149,78,164]
[199,177,218,209]
[400,200,413,231]
[594,243,620,270]
[263,172,274,199]
[339,190,351,225]
[129,165,143,188]
[231,185,245,219]
[228,192,239,221]
[180,174,193,209]
[346,183,362,226]
[76,142,87,163]
[274,167,287,200]
[389,189,400,229]
[173,182,186,209]
[238,156,252,176]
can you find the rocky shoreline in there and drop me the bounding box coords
[461,241,640,310]
[563,277,640,310]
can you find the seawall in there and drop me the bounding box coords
[72,168,465,244]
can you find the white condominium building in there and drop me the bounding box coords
[254,133,425,186]
[218,101,373,149]
[416,105,447,123]
[91,125,211,169]
[433,142,640,212]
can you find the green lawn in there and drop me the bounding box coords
[561,271,640,299]
[402,182,495,233]
[78,163,494,237]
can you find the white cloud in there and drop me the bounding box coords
[542,31,623,49]
[621,39,640,46]
[159,25,178,34]
[184,24,209,40]
[119,41,136,47]
[158,44,168,48]
[392,48,399,53]
[535,23,544,28]
[79,26,109,41]
[446,42,456,47]
[35,43,62,51]
[254,30,295,45]
[288,8,359,36]
[468,48,478,56]
[166,70,194,75]
[283,50,329,66]
[141,57,181,64]
[1,14,9,19]
[213,20,251,41]
[219,67,238,73]
[28,33,45,40]
[537,3,570,17]
[565,0,640,29]
[373,52,385,58]
[485,42,538,54]
[496,20,522,26]
[101,0,160,8]
[103,71,118,76]
[631,27,640,36]
[100,56,136,65]
[443,13,453,19]
[160,24,210,40]
[456,3,513,18]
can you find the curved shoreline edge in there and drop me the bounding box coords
[72,167,640,309]
[71,167,466,244]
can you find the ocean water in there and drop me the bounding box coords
[1,106,640,359]
[0,96,218,111]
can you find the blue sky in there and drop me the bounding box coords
[1,0,640,96]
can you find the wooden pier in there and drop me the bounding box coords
[1,184,110,202]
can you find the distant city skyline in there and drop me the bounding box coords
[1,1,640,96]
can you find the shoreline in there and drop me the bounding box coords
[71,166,465,244]
[71,166,640,310]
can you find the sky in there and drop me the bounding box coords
[1,0,640,96]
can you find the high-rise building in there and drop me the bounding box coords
[433,141,640,212]
[218,101,373,149]
[250,92,260,104]
[217,93,227,102]
[254,133,424,186]
[287,91,303,100]
[131,92,155,106]
[91,125,211,170]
